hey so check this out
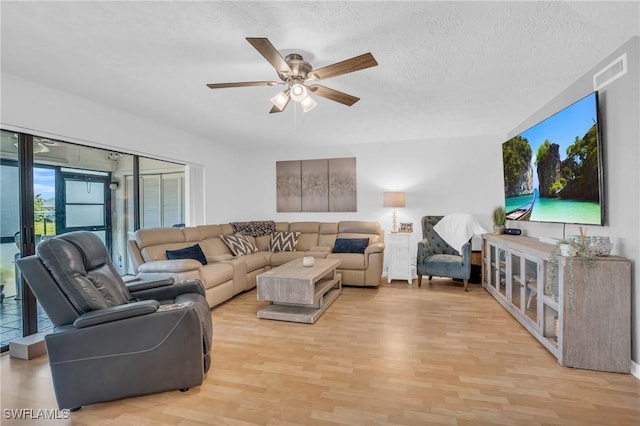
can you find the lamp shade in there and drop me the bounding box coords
[383,192,405,208]
[290,83,308,102]
[270,90,290,111]
[301,95,317,112]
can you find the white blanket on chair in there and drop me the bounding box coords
[433,213,488,253]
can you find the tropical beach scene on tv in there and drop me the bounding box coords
[502,92,603,225]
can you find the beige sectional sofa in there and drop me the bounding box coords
[127,221,384,308]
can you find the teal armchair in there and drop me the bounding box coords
[416,215,472,291]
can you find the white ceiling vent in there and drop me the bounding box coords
[593,53,627,90]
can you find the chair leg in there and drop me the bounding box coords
[418,275,422,287]
[464,279,469,292]
[428,275,433,286]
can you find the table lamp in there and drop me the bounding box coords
[383,191,405,233]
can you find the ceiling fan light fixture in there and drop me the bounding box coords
[270,90,290,111]
[289,83,308,102]
[301,96,317,112]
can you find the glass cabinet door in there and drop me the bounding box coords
[510,252,522,310]
[487,242,497,290]
[524,258,538,324]
[498,247,507,298]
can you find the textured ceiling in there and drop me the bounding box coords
[1,1,638,148]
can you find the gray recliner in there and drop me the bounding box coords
[416,216,472,291]
[15,231,213,410]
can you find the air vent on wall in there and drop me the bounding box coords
[593,53,627,90]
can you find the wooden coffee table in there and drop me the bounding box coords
[256,258,341,323]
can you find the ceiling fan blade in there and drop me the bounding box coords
[309,52,378,81]
[246,37,292,74]
[269,105,284,114]
[207,81,279,89]
[308,85,360,106]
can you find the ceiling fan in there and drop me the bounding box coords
[206,37,378,113]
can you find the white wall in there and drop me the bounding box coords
[1,73,240,226]
[208,135,501,275]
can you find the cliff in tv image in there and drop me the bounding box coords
[536,124,599,201]
[502,135,534,198]
[503,124,599,201]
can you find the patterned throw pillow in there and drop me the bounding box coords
[230,221,276,237]
[268,231,301,252]
[220,233,259,256]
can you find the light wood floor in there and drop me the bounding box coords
[2,279,639,425]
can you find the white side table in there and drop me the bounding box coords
[387,232,415,284]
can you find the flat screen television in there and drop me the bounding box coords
[501,91,604,225]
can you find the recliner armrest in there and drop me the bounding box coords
[364,242,385,254]
[132,279,206,300]
[138,259,202,273]
[73,300,160,329]
[126,278,175,292]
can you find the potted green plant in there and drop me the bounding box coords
[492,206,506,234]
[547,228,594,314]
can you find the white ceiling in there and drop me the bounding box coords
[1,1,638,148]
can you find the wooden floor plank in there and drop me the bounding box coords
[2,279,639,425]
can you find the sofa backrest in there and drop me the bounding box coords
[287,222,321,251]
[183,225,234,259]
[337,221,384,245]
[129,220,384,271]
[319,223,339,248]
[134,227,189,263]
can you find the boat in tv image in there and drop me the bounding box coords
[502,92,604,225]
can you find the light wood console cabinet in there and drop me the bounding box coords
[482,234,631,373]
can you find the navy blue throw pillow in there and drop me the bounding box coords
[333,238,369,254]
[166,244,208,265]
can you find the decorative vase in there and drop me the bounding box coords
[589,236,613,256]
[302,256,315,267]
[493,225,504,235]
[559,243,574,257]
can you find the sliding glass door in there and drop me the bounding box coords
[1,129,186,351]
[0,132,25,345]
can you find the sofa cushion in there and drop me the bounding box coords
[238,252,271,271]
[269,231,301,252]
[270,251,305,266]
[220,233,258,256]
[333,238,369,254]
[166,244,208,265]
[200,237,233,258]
[199,263,234,288]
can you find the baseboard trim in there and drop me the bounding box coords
[632,360,640,379]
